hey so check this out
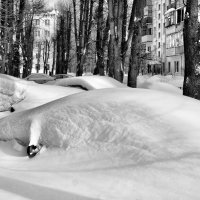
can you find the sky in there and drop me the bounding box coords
[45,0,59,8]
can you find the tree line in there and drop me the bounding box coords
[0,0,200,100]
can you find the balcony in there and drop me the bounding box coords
[175,46,184,54]
[167,3,176,10]
[141,35,153,43]
[166,45,184,57]
[143,16,152,24]
[144,6,152,17]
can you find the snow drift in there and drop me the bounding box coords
[46,75,127,90]
[0,74,26,111]
[1,74,200,200]
[1,88,200,159]
[0,74,83,118]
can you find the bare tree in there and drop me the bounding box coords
[127,0,146,87]
[56,2,72,74]
[107,0,138,83]
[73,0,94,76]
[21,0,45,78]
[43,39,51,74]
[183,0,200,99]
[12,0,26,77]
[0,0,14,74]
[94,0,105,75]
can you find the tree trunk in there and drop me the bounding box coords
[121,0,128,70]
[12,0,25,77]
[6,0,14,76]
[73,0,94,76]
[22,16,34,78]
[107,0,124,82]
[43,40,50,74]
[183,0,200,99]
[128,22,141,88]
[51,38,56,75]
[56,21,62,74]
[65,9,72,74]
[0,0,8,74]
[127,0,145,87]
[55,5,72,75]
[94,0,105,75]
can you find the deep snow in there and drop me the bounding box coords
[0,74,200,200]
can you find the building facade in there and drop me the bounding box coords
[141,0,153,73]
[141,0,167,75]
[152,0,166,74]
[32,9,58,74]
[164,0,185,76]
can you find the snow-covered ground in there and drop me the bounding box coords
[1,74,200,200]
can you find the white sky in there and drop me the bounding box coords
[45,0,59,8]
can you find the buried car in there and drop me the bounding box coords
[1,87,200,199]
[24,73,55,84]
[52,73,74,79]
[1,87,200,158]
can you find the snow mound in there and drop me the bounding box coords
[47,75,127,90]
[0,74,84,118]
[137,75,182,94]
[1,88,200,163]
[0,74,27,111]
[1,87,200,199]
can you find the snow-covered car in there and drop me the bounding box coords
[24,73,55,84]
[52,73,74,79]
[0,74,200,200]
[47,75,127,90]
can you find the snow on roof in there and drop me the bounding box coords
[165,8,176,15]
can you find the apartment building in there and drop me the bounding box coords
[141,0,153,73]
[164,0,185,75]
[32,9,58,74]
[151,0,166,74]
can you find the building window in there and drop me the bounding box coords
[158,13,161,19]
[36,53,39,59]
[35,42,41,48]
[154,27,156,38]
[45,19,50,26]
[148,46,151,52]
[177,7,184,23]
[158,23,161,29]
[166,31,183,48]
[158,42,161,48]
[175,61,179,72]
[163,3,166,13]
[158,32,161,38]
[35,19,40,26]
[35,30,40,37]
[45,30,50,37]
[168,62,171,72]
[148,28,152,35]
[158,4,161,10]
[165,11,175,27]
[158,51,161,57]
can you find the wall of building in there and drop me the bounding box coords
[151,0,166,74]
[32,10,58,74]
[164,0,185,75]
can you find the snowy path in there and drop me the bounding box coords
[1,144,200,200]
